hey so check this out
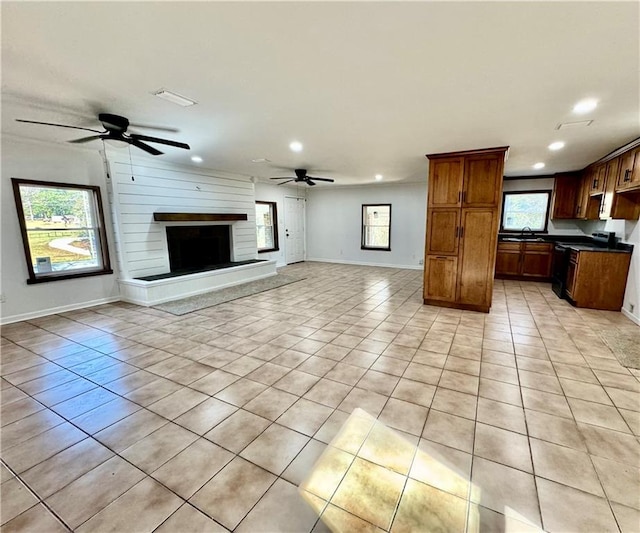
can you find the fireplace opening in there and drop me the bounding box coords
[167,225,231,272]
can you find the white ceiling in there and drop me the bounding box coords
[2,1,639,186]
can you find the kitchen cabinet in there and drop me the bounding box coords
[424,146,508,313]
[616,148,638,191]
[565,250,632,310]
[589,164,607,195]
[575,171,601,220]
[599,158,620,219]
[495,241,553,279]
[551,172,580,219]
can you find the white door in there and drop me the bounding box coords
[284,196,305,264]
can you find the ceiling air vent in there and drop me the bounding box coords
[556,120,593,130]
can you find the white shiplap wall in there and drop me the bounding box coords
[105,151,257,279]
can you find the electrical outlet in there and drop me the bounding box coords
[418,259,424,265]
[630,303,635,314]
[0,294,5,303]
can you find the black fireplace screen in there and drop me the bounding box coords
[166,225,231,271]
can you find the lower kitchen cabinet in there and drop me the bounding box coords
[495,242,553,280]
[565,250,632,310]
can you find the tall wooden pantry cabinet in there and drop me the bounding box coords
[423,147,509,313]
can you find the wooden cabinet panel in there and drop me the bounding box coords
[551,173,580,219]
[616,149,636,190]
[463,155,502,207]
[600,158,620,219]
[457,209,497,307]
[589,164,607,195]
[426,209,460,255]
[424,256,457,302]
[567,251,632,310]
[428,158,464,207]
[495,249,521,276]
[522,245,553,278]
[630,147,640,189]
[495,242,552,279]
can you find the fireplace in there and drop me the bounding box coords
[166,225,231,272]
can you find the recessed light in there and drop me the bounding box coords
[533,162,545,170]
[191,156,203,163]
[573,98,598,114]
[152,88,197,107]
[289,141,303,152]
[548,141,565,151]
[375,174,383,181]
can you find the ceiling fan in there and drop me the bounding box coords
[270,168,334,186]
[15,113,190,156]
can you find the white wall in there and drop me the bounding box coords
[1,138,120,324]
[254,181,306,267]
[106,150,258,279]
[306,181,427,269]
[503,178,585,235]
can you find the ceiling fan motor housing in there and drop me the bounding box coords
[99,113,129,133]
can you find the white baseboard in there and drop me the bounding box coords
[0,296,121,325]
[621,307,640,326]
[307,257,423,270]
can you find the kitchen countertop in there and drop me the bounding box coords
[497,234,633,254]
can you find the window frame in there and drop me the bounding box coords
[361,203,392,251]
[11,178,113,284]
[500,190,552,233]
[255,200,279,253]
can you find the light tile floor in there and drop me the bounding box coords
[1,262,639,532]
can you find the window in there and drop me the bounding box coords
[11,179,112,284]
[361,204,391,250]
[500,190,551,232]
[255,201,279,253]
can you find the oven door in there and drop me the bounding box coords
[551,245,569,298]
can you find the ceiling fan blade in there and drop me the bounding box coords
[130,134,190,150]
[130,138,163,156]
[270,177,295,180]
[68,135,105,144]
[16,119,102,133]
[277,180,294,186]
[306,180,317,186]
[129,122,179,133]
[308,177,334,182]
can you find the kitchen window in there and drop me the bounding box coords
[255,201,279,253]
[361,204,391,250]
[500,191,551,232]
[11,178,112,284]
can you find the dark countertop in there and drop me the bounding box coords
[498,234,633,254]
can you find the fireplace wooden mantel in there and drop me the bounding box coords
[153,212,248,222]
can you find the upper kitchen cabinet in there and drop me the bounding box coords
[589,164,607,195]
[463,154,503,207]
[550,172,580,219]
[616,146,640,191]
[428,157,464,208]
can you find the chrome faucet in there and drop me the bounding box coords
[520,226,534,236]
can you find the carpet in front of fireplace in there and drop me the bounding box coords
[152,273,306,315]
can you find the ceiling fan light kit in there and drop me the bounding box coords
[270,168,335,186]
[15,113,190,156]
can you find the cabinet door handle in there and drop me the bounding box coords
[625,169,631,182]
[455,226,460,237]
[436,256,448,260]
[593,178,598,189]
[460,226,464,238]
[463,191,467,203]
[458,191,461,203]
